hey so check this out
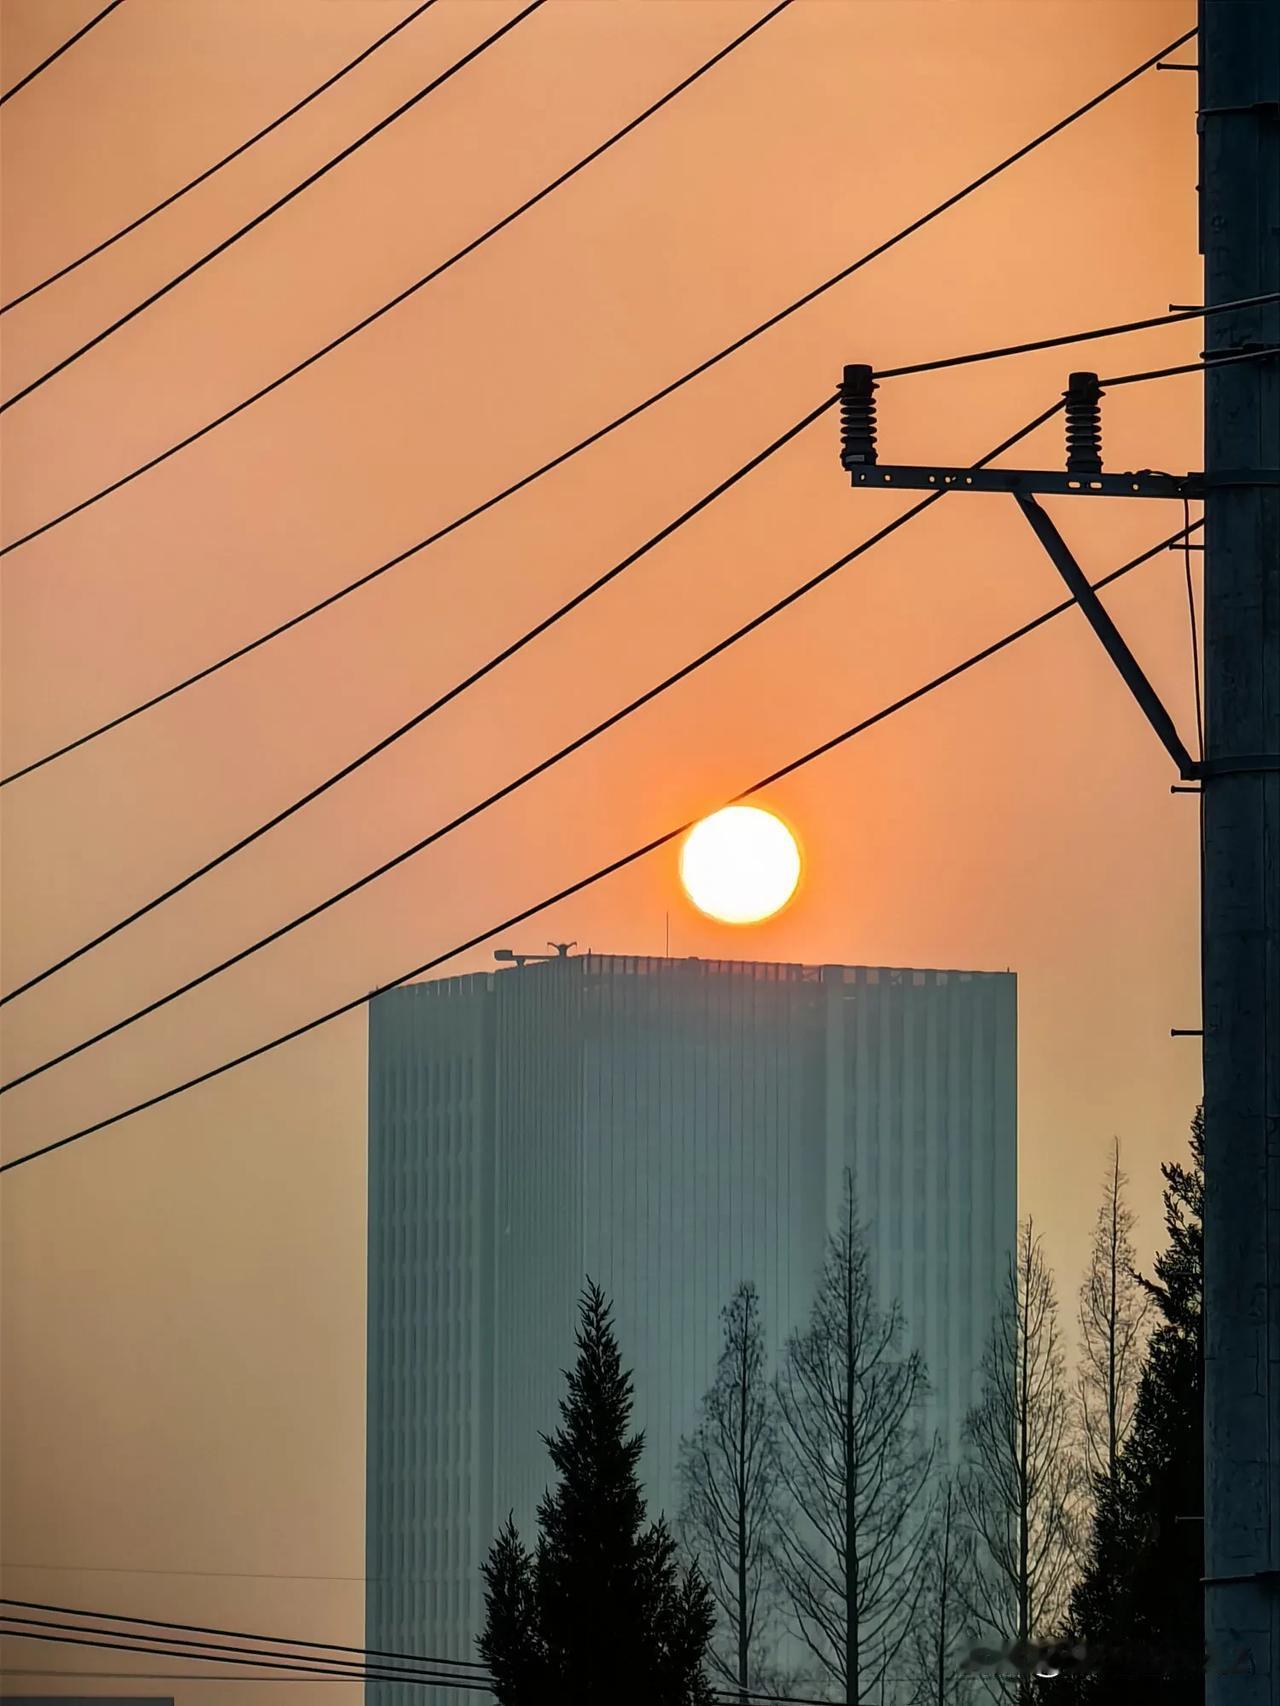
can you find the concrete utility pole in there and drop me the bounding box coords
[1200,3,1280,1703]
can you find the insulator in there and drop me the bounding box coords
[1065,370,1103,474]
[840,363,878,467]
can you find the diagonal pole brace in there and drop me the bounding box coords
[1013,494,1200,779]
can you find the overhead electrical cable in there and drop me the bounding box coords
[0,20,1193,556]
[0,537,1200,1170]
[0,1680,434,1691]
[14,527,1201,1096]
[870,291,1280,381]
[2,288,1266,792]
[2,1562,370,1581]
[0,1606,949,1706]
[0,393,837,1012]
[0,2,443,314]
[0,1597,489,1674]
[0,1613,486,1686]
[0,0,542,413]
[4,405,1073,1085]
[0,343,1253,1020]
[0,1623,492,1693]
[0,1672,831,1706]
[1098,345,1280,386]
[0,1,125,107]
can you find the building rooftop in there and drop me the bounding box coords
[378,953,1015,1004]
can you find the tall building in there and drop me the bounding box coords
[366,954,1016,1695]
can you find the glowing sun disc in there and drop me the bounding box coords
[679,806,802,925]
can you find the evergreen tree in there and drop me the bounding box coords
[479,1519,545,1706]
[1052,1109,1204,1701]
[479,1281,715,1706]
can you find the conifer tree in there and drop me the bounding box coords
[1053,1109,1204,1701]
[479,1281,715,1706]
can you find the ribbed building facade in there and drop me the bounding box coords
[366,955,1016,1697]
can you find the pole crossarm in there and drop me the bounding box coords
[1012,494,1201,779]
[842,464,1203,498]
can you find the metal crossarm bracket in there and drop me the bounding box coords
[1014,495,1200,780]
[842,464,1204,499]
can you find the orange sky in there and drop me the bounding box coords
[2,0,1202,1698]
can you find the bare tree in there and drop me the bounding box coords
[959,1221,1079,1706]
[680,1282,783,1700]
[1076,1137,1151,1486]
[905,1478,978,1706]
[772,1174,935,1704]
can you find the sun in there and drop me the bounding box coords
[679,806,802,925]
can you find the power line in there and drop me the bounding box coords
[0,1679,436,1689]
[0,400,1052,1085]
[0,392,837,1014]
[1098,344,1280,387]
[0,1622,493,1692]
[872,291,1280,381]
[1,1678,411,1692]
[2,291,1261,793]
[0,1597,487,1673]
[0,2,443,315]
[0,1664,838,1706]
[0,20,1192,557]
[0,0,540,413]
[0,1612,486,1686]
[0,1605,872,1706]
[0,508,1196,1176]
[0,1,125,107]
[2,1560,369,1581]
[0,337,1244,1020]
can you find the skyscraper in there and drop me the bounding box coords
[366,953,1016,1695]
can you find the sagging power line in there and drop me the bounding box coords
[0,393,836,1013]
[0,508,1197,1175]
[12,398,1071,1082]
[0,1621,493,1694]
[0,20,1191,557]
[0,1596,489,1675]
[0,1,442,314]
[2,289,1267,792]
[0,345,1253,1031]
[0,0,542,413]
[0,1603,928,1706]
[0,1,125,108]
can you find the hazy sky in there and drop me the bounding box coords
[2,0,1201,1698]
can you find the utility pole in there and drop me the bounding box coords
[1200,6,1280,1706]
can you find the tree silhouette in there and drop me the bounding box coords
[771,1174,935,1704]
[478,1280,714,1706]
[905,1477,979,1706]
[1050,1108,1205,1702]
[1076,1139,1151,1489]
[680,1281,784,1699]
[959,1221,1078,1706]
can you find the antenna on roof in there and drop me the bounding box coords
[494,942,578,968]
